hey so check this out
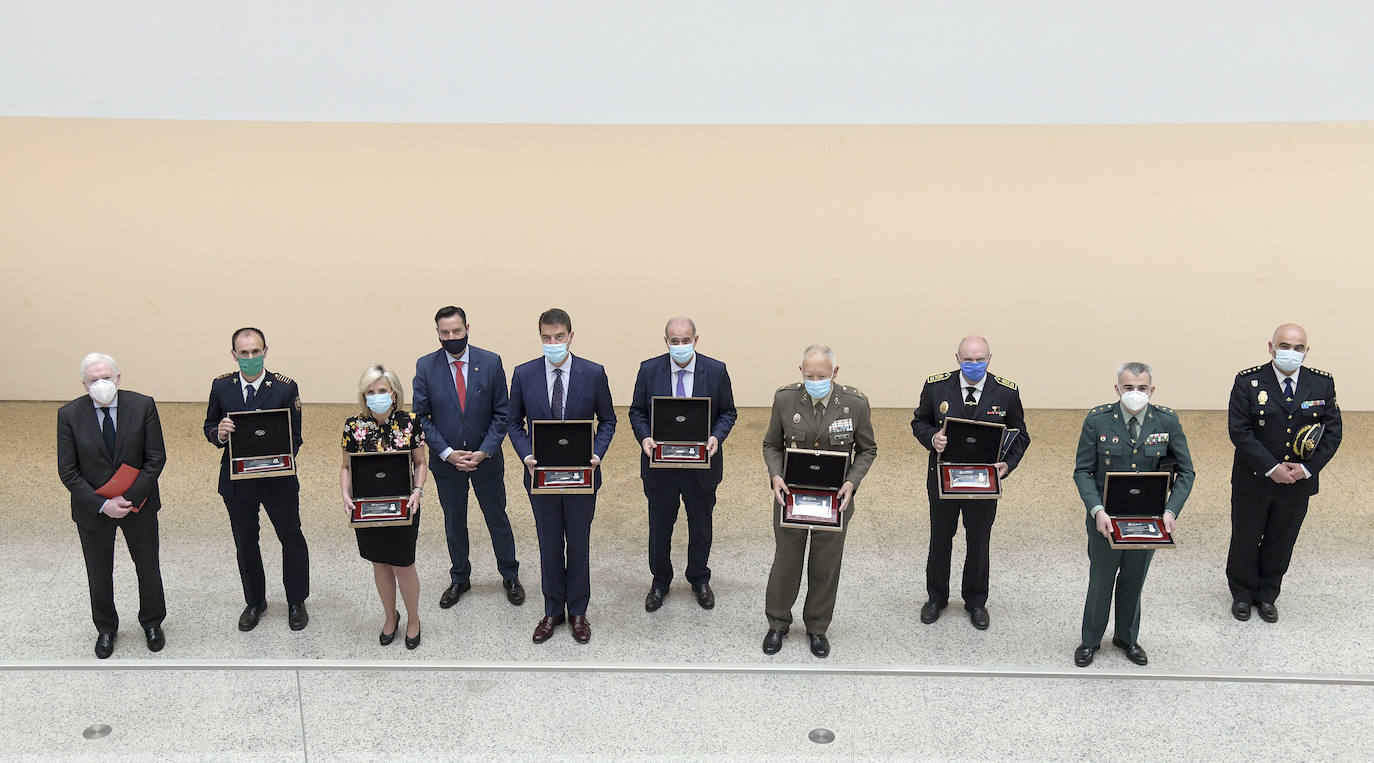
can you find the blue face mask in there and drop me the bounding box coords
[542,342,569,365]
[668,343,695,364]
[961,360,989,383]
[1273,349,1304,373]
[804,378,832,400]
[365,393,393,414]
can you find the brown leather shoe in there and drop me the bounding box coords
[532,614,565,643]
[569,614,591,644]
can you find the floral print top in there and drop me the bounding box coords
[341,409,425,453]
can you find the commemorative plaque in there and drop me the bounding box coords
[650,396,711,469]
[1103,471,1175,550]
[779,447,849,532]
[227,408,296,480]
[936,417,1006,499]
[531,420,596,494]
[348,451,414,528]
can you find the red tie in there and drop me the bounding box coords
[453,360,467,412]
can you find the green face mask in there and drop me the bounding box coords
[237,355,265,378]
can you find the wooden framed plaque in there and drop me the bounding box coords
[531,420,595,495]
[348,451,415,528]
[650,396,711,469]
[228,408,296,480]
[936,417,1005,500]
[1104,471,1175,550]
[779,447,849,532]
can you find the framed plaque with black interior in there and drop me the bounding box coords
[227,408,296,480]
[348,451,415,528]
[1103,471,1175,550]
[936,417,1006,499]
[650,396,711,469]
[779,447,849,532]
[531,420,596,495]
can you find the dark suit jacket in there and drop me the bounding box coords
[202,370,303,498]
[57,390,166,530]
[412,345,508,476]
[911,371,1031,487]
[507,355,616,493]
[627,352,738,487]
[1228,362,1342,497]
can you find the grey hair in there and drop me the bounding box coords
[1117,361,1153,385]
[664,316,697,337]
[801,344,836,365]
[80,352,119,381]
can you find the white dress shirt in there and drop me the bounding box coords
[91,396,118,428]
[958,372,987,405]
[545,355,573,413]
[239,372,266,405]
[669,354,697,397]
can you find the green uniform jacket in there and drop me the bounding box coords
[1073,402,1196,518]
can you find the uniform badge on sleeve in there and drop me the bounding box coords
[939,401,949,414]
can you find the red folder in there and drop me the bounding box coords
[96,464,146,513]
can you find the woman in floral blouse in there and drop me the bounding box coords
[341,365,428,649]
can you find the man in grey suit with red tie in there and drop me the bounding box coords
[412,305,524,609]
[508,308,616,644]
[57,352,167,659]
[628,317,737,612]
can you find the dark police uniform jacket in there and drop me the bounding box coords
[202,370,303,499]
[1228,363,1342,498]
[911,371,1030,488]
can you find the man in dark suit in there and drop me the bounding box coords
[628,317,738,612]
[508,308,616,644]
[412,305,524,609]
[203,327,311,632]
[1226,323,1342,623]
[911,335,1030,630]
[57,353,167,659]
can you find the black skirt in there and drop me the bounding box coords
[354,508,420,567]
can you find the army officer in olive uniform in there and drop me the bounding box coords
[1072,362,1194,668]
[762,345,877,659]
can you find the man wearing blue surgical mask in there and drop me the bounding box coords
[912,335,1030,631]
[1226,323,1343,624]
[628,317,738,612]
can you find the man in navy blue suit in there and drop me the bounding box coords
[628,317,737,612]
[412,305,524,609]
[508,308,616,644]
[203,327,311,632]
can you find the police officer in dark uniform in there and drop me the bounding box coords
[1226,323,1342,623]
[912,335,1030,630]
[203,327,311,632]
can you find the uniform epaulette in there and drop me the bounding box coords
[1151,405,1177,416]
[1089,404,1114,414]
[274,372,293,384]
[1306,366,1332,378]
[839,385,866,400]
[926,371,952,384]
[214,370,235,380]
[993,374,1017,390]
[1236,365,1265,376]
[777,382,802,392]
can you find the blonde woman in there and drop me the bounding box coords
[341,365,427,648]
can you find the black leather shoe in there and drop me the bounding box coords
[144,624,165,652]
[645,587,667,612]
[288,602,309,631]
[1231,600,1252,621]
[1257,601,1279,623]
[968,606,990,630]
[95,632,116,660]
[238,602,267,632]
[503,578,526,606]
[762,628,787,655]
[405,623,421,650]
[807,632,831,658]
[1073,644,1099,667]
[920,600,947,624]
[380,611,399,646]
[439,581,471,609]
[692,583,715,610]
[1112,637,1148,665]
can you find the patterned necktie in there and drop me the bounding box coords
[100,407,117,459]
[1128,416,1139,443]
[1283,377,1294,401]
[453,360,467,411]
[964,386,977,407]
[244,383,256,409]
[676,368,687,397]
[551,367,565,420]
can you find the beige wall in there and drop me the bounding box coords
[3,117,1370,410]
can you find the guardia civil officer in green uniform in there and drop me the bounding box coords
[762,344,877,659]
[1072,362,1194,668]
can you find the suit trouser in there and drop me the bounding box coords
[77,509,166,635]
[1226,485,1310,604]
[529,493,595,617]
[224,482,310,606]
[645,471,716,589]
[1081,525,1154,648]
[766,501,855,635]
[926,487,997,608]
[434,466,519,585]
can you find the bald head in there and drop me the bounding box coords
[1271,323,1307,348]
[956,335,990,363]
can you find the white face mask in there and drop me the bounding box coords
[88,378,118,406]
[1120,389,1149,414]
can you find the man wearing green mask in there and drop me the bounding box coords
[203,327,311,633]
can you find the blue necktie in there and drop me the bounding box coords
[244,383,256,409]
[100,407,117,459]
[551,368,565,420]
[1283,377,1294,401]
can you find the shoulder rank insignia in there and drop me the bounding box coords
[843,385,866,400]
[993,375,1017,391]
[1152,405,1176,415]
[1089,404,1113,414]
[777,382,802,392]
[1237,365,1265,376]
[1306,366,1332,378]
[214,370,235,381]
[926,371,952,384]
[274,372,294,384]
